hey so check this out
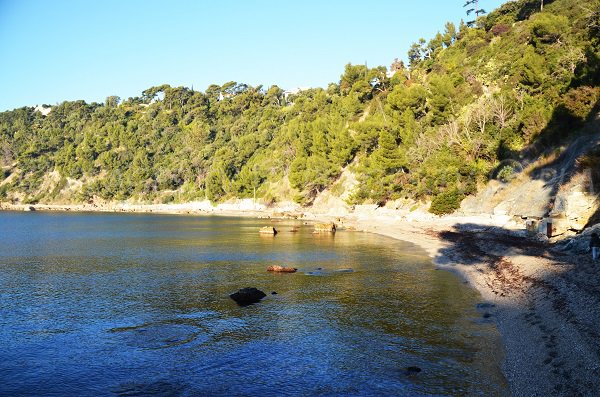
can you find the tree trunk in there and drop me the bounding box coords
[541,0,544,11]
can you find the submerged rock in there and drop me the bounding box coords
[476,302,496,310]
[229,287,267,306]
[267,265,297,273]
[259,226,277,235]
[402,366,422,376]
[313,222,336,233]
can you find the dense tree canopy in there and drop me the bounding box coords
[0,0,598,213]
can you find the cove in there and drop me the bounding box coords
[0,212,507,396]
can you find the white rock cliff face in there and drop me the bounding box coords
[460,130,599,236]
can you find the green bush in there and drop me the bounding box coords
[161,194,175,204]
[0,184,8,199]
[429,188,464,215]
[529,13,569,45]
[561,86,599,122]
[496,165,515,182]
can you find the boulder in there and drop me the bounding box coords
[259,226,277,235]
[313,222,336,233]
[267,265,297,273]
[24,206,36,212]
[229,287,267,306]
[402,366,422,376]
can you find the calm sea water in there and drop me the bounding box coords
[0,212,507,396]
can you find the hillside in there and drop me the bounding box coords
[1,0,598,221]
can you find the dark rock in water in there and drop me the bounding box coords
[229,288,266,306]
[335,268,353,273]
[402,366,422,376]
[483,312,492,319]
[316,267,323,271]
[477,302,496,310]
[271,291,278,295]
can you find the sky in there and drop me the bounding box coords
[0,0,506,111]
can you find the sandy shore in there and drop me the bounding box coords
[347,215,600,396]
[2,201,599,395]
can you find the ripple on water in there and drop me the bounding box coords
[111,380,186,397]
[108,320,208,349]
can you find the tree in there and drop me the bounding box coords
[442,22,457,47]
[408,38,426,67]
[463,0,485,26]
[105,96,120,108]
[372,130,405,173]
[340,63,369,95]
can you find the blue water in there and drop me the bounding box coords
[0,212,507,396]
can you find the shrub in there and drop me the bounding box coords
[529,13,569,45]
[161,194,175,204]
[561,86,599,122]
[491,23,511,36]
[497,165,515,182]
[0,184,8,199]
[429,188,464,215]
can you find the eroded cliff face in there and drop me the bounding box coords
[460,115,600,237]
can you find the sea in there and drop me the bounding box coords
[0,212,507,396]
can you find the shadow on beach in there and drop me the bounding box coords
[431,222,600,396]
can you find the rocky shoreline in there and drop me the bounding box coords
[2,200,599,395]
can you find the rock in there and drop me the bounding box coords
[271,291,278,295]
[267,265,297,273]
[23,206,35,212]
[402,366,422,376]
[313,222,336,233]
[335,268,353,273]
[229,287,267,306]
[259,226,277,235]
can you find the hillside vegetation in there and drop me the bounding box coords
[1,0,598,213]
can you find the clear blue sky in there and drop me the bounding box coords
[0,0,506,111]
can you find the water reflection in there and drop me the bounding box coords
[0,213,507,396]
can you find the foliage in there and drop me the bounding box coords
[429,188,464,215]
[0,0,597,211]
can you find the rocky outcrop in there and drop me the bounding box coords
[313,222,336,233]
[229,287,267,306]
[267,265,297,273]
[459,129,600,237]
[259,226,277,235]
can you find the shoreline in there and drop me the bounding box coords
[348,216,600,396]
[3,202,599,395]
